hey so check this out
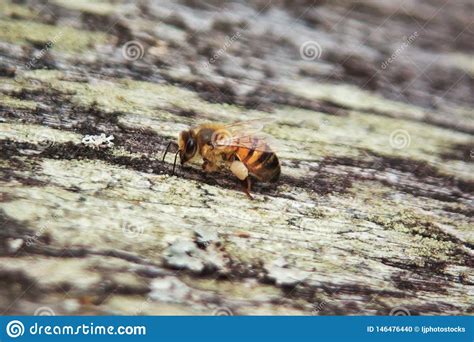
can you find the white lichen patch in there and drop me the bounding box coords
[82,133,115,149]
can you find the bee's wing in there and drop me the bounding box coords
[212,118,280,152]
[224,118,275,135]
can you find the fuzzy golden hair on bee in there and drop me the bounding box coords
[162,119,280,199]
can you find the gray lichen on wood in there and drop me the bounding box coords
[0,0,473,315]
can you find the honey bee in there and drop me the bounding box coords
[162,119,280,199]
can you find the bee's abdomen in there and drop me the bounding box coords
[235,140,280,183]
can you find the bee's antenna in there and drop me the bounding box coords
[172,150,180,176]
[162,141,175,162]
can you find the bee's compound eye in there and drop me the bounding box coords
[186,139,196,155]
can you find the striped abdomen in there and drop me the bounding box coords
[234,137,280,183]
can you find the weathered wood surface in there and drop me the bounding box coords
[0,0,473,315]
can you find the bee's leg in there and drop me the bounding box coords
[202,158,218,172]
[243,177,254,200]
[222,152,235,162]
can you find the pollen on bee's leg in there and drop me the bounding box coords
[230,160,248,181]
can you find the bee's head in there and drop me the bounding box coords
[178,130,198,165]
